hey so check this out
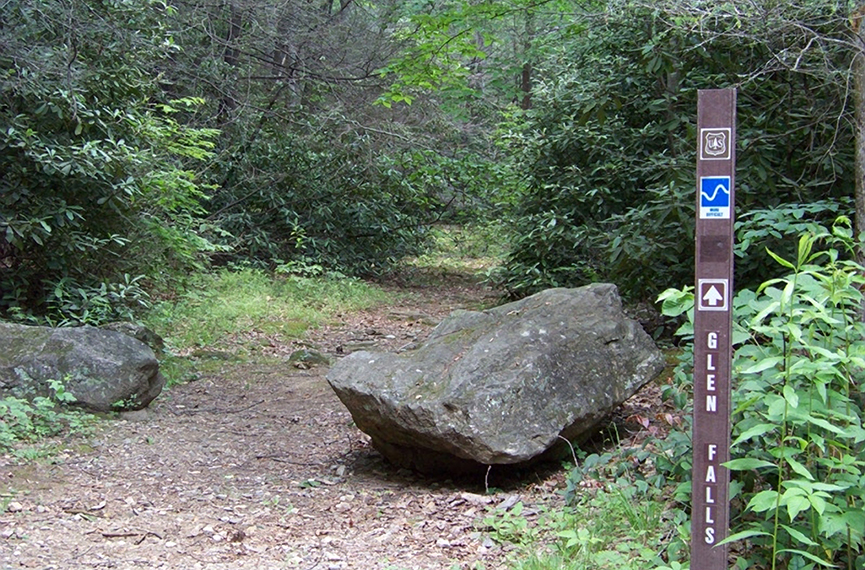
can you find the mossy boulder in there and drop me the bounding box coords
[326,284,665,474]
[0,322,164,412]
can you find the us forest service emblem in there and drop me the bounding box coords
[700,128,731,161]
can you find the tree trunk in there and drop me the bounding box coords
[854,4,865,264]
[519,8,535,110]
[217,1,242,122]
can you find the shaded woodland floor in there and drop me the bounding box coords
[1,276,663,570]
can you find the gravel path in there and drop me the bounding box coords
[2,279,570,570]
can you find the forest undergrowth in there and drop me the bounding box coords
[2,224,863,570]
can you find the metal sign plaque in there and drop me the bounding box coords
[692,89,735,569]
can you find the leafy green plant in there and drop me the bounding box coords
[723,222,865,570]
[734,199,854,293]
[482,502,539,548]
[43,274,151,326]
[660,219,865,569]
[0,379,93,450]
[482,440,690,570]
[492,477,688,570]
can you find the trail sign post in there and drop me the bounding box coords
[692,89,736,569]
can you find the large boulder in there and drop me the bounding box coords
[0,322,165,412]
[99,322,165,356]
[327,284,665,474]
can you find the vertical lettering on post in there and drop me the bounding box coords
[692,89,736,569]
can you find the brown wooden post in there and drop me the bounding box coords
[692,88,736,569]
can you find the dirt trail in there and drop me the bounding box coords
[1,278,570,570]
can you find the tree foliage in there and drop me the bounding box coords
[3,0,864,321]
[160,0,491,275]
[495,0,856,301]
[0,0,219,323]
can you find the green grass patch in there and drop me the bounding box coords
[404,223,508,279]
[145,267,392,353]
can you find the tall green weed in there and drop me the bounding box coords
[660,219,865,570]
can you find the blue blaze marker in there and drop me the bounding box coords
[700,176,731,219]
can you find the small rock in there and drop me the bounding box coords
[343,341,377,353]
[228,529,246,542]
[6,501,23,513]
[459,492,491,506]
[497,494,521,511]
[119,409,149,422]
[287,348,331,367]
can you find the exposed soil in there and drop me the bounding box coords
[0,275,662,570]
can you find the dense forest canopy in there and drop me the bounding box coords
[1,0,861,322]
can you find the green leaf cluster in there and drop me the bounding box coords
[485,451,691,570]
[726,222,865,570]
[204,122,433,277]
[0,379,93,450]
[660,219,865,569]
[496,0,854,301]
[0,0,220,324]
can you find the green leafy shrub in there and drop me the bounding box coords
[734,199,854,293]
[487,458,689,570]
[205,123,433,277]
[0,379,93,450]
[495,0,853,301]
[660,219,865,569]
[0,1,219,324]
[7,274,152,328]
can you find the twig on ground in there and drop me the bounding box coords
[557,435,579,466]
[171,400,266,415]
[100,530,163,545]
[255,454,324,466]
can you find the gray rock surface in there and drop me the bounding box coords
[327,284,665,474]
[0,322,164,412]
[100,322,165,356]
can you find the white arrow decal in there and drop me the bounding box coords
[703,285,724,307]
